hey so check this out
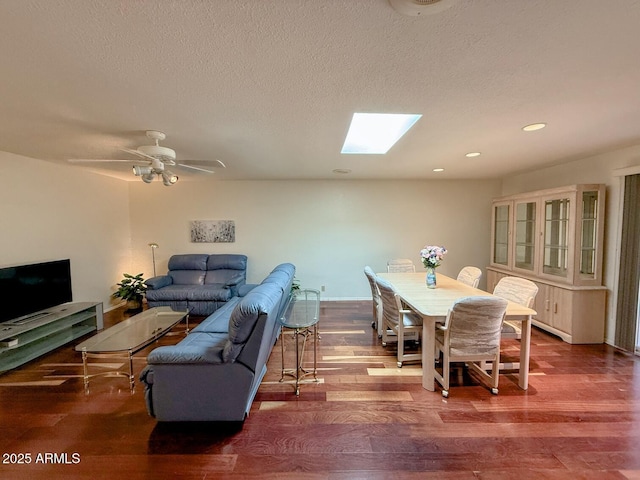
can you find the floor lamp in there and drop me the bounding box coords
[148,243,159,277]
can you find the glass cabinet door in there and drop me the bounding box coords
[543,197,570,277]
[514,201,536,271]
[493,203,510,266]
[580,190,599,278]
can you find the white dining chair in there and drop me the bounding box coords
[375,275,422,368]
[387,258,416,273]
[434,296,508,398]
[492,276,538,340]
[363,266,383,336]
[456,266,482,288]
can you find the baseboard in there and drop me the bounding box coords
[315,297,371,301]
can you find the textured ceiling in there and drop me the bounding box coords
[2,0,640,182]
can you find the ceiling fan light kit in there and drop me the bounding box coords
[161,172,178,186]
[132,165,152,176]
[141,173,155,184]
[68,130,225,186]
[132,162,177,186]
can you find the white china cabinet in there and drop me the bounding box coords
[487,184,606,344]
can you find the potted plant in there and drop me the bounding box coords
[113,273,147,311]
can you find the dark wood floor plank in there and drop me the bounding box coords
[0,300,639,479]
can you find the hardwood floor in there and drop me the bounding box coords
[1,301,639,479]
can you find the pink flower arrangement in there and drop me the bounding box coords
[420,245,447,268]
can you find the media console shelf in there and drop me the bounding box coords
[0,302,103,372]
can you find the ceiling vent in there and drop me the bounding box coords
[388,0,458,16]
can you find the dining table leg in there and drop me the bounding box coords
[421,318,436,391]
[518,315,532,390]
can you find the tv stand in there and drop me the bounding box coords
[0,302,103,372]
[6,311,53,325]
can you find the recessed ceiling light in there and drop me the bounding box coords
[433,168,444,172]
[465,152,481,158]
[332,168,352,175]
[341,113,422,154]
[522,123,546,132]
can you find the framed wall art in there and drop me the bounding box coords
[190,220,235,243]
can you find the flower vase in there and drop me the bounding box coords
[426,266,437,289]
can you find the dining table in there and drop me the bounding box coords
[378,272,537,392]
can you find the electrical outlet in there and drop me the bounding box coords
[321,285,325,292]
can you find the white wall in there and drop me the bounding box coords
[128,179,502,298]
[6,143,639,344]
[0,152,131,310]
[501,144,640,344]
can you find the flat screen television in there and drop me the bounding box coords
[0,259,72,323]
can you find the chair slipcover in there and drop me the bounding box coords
[364,266,383,336]
[456,266,482,288]
[375,275,422,368]
[493,277,538,340]
[434,296,508,397]
[386,258,416,273]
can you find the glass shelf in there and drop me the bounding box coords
[490,184,605,287]
[543,198,570,277]
[515,201,536,271]
[493,203,510,266]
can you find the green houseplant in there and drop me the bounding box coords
[113,272,147,310]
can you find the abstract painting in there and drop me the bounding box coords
[190,220,235,243]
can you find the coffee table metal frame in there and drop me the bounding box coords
[74,307,188,394]
[278,288,320,396]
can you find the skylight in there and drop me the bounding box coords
[341,113,422,154]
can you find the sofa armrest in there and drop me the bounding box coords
[147,344,225,364]
[238,283,258,296]
[224,272,246,287]
[145,275,173,290]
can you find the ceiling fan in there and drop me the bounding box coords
[68,130,226,186]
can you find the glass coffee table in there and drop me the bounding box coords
[75,306,188,393]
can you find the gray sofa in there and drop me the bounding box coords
[145,254,247,316]
[140,263,295,423]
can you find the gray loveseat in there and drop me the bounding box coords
[145,254,247,316]
[140,263,295,423]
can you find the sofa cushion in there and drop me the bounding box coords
[261,270,291,289]
[145,275,173,290]
[205,255,247,286]
[145,285,232,302]
[238,284,258,296]
[147,332,227,364]
[184,301,227,316]
[271,263,294,273]
[169,270,206,285]
[206,254,247,271]
[205,271,245,285]
[192,297,241,333]
[168,254,209,271]
[261,263,295,318]
[222,283,281,362]
[187,285,232,302]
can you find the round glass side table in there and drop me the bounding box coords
[278,288,321,396]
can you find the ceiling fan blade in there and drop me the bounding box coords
[122,148,157,162]
[177,163,216,174]
[68,159,145,164]
[180,159,226,168]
